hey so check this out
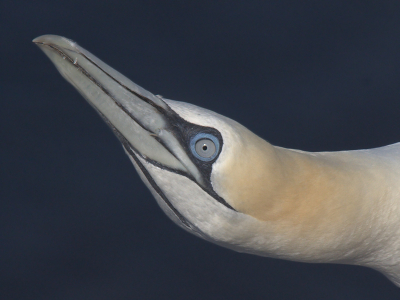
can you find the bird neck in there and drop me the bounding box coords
[213,134,400,263]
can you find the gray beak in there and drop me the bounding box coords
[33,35,203,184]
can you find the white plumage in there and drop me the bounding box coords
[34,35,400,287]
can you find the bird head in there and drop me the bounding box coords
[33,35,285,252]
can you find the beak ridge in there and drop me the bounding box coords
[33,35,168,110]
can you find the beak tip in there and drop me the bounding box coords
[32,36,44,44]
[32,35,78,50]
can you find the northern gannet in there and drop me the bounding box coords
[33,35,400,287]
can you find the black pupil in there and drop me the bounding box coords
[202,145,208,151]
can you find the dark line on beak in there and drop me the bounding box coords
[123,144,193,229]
[79,52,169,113]
[94,110,193,229]
[44,44,156,135]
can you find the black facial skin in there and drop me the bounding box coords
[101,107,234,231]
[149,103,235,210]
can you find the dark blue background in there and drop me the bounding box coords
[2,1,400,299]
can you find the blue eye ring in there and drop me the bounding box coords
[190,133,220,162]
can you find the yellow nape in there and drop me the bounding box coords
[212,127,393,245]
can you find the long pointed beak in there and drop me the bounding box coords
[33,35,202,183]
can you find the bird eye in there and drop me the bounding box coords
[190,133,220,161]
